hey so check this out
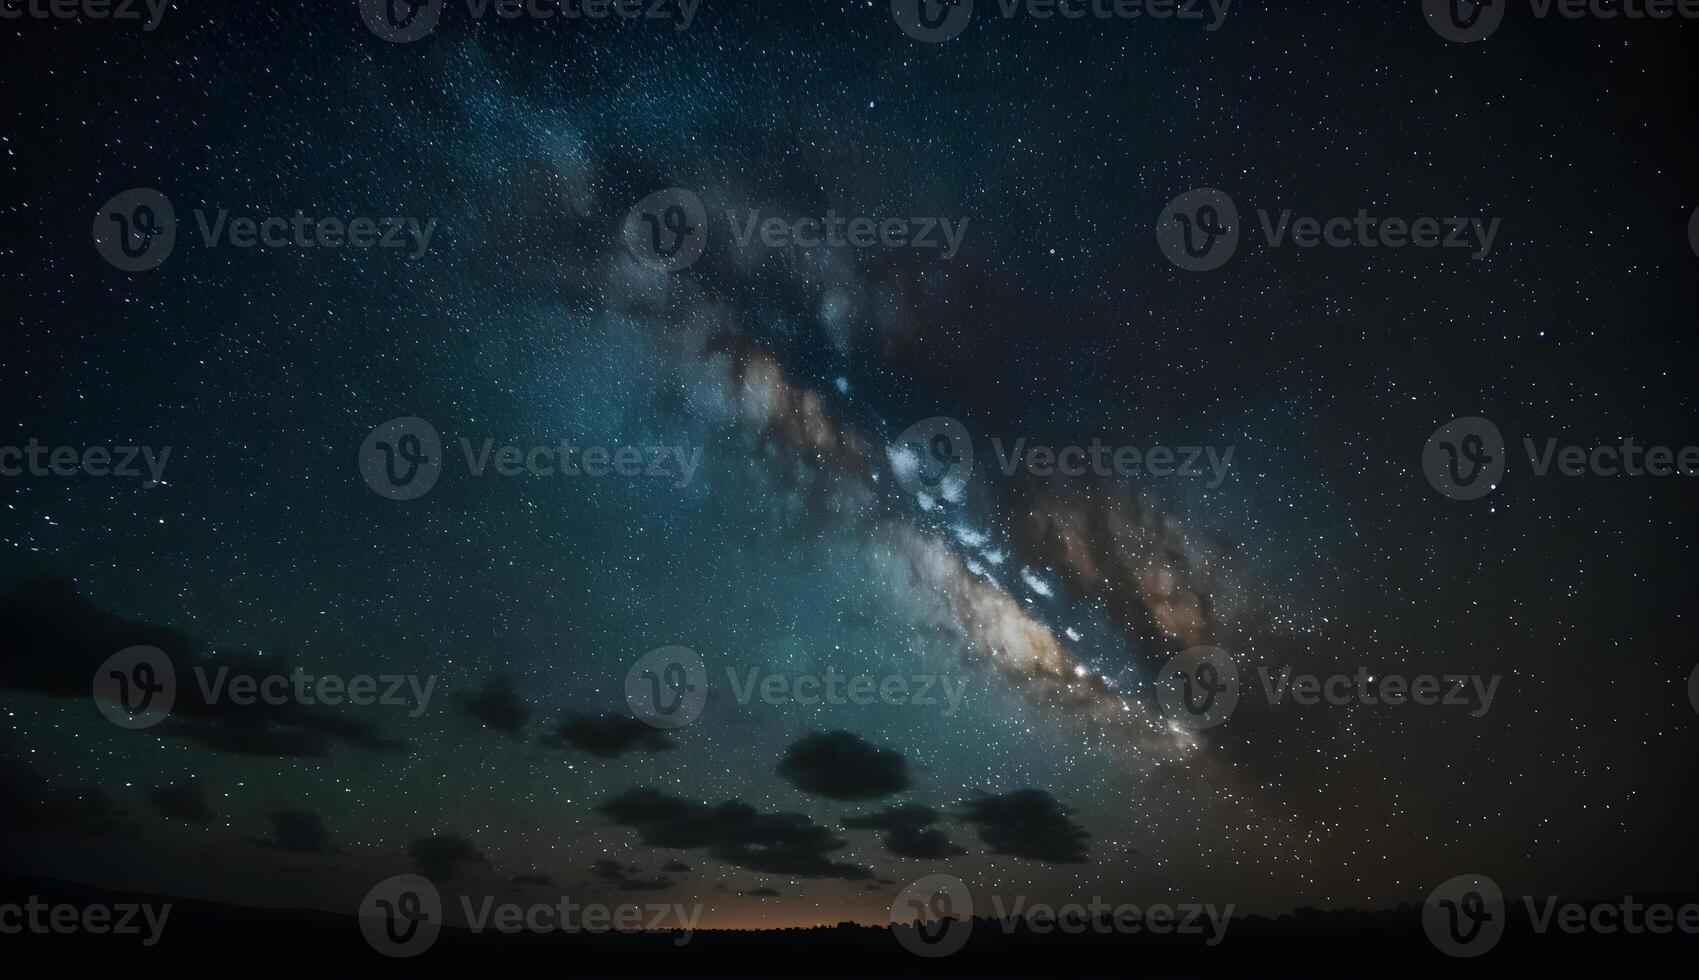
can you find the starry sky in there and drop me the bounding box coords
[2,0,1698,931]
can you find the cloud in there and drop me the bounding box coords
[512,874,555,888]
[150,778,215,824]
[409,834,493,883]
[0,737,138,841]
[598,787,871,881]
[957,789,1090,864]
[661,860,691,873]
[775,731,910,800]
[843,804,966,859]
[0,580,407,758]
[539,712,675,758]
[457,674,533,740]
[743,887,782,897]
[589,857,676,892]
[256,809,331,854]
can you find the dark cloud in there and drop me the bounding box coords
[775,731,909,800]
[150,777,215,824]
[255,809,331,854]
[957,789,1090,864]
[539,712,674,758]
[457,674,532,740]
[843,804,966,859]
[0,580,407,758]
[598,787,872,881]
[589,857,673,891]
[153,649,409,757]
[0,579,192,699]
[743,887,781,898]
[0,738,138,841]
[661,860,691,873]
[512,874,555,888]
[409,834,492,882]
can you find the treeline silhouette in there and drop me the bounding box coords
[2,875,1693,976]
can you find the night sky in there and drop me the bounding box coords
[3,0,1698,934]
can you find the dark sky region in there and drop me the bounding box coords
[2,0,1698,932]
